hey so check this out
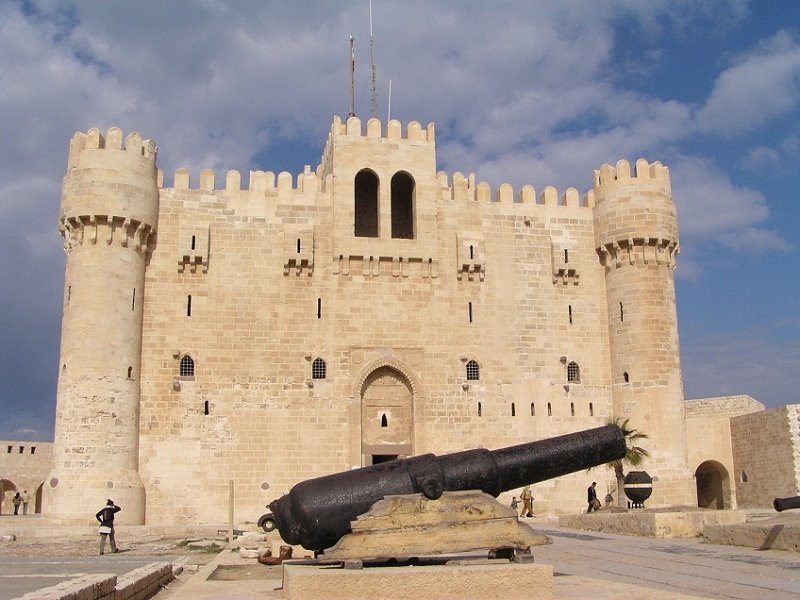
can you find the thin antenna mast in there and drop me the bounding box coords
[369,0,377,118]
[348,36,356,118]
[387,80,392,123]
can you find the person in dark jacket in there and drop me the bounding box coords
[587,482,599,513]
[96,499,121,555]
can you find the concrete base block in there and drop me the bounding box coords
[283,562,553,600]
[559,509,746,538]
[704,521,800,552]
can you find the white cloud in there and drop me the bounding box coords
[739,145,781,172]
[697,30,800,136]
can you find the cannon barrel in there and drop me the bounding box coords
[269,424,626,551]
[774,496,800,512]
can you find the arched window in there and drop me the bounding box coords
[567,361,580,383]
[354,169,379,237]
[180,355,195,377]
[466,360,480,381]
[547,402,552,417]
[391,171,415,239]
[381,413,388,428]
[312,357,326,380]
[530,402,535,416]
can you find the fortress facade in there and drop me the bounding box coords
[45,115,700,525]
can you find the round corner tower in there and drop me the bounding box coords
[44,127,159,523]
[592,158,696,507]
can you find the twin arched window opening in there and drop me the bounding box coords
[354,169,415,239]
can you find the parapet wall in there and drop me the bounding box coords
[685,396,765,419]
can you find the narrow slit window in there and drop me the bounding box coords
[511,402,516,417]
[623,371,630,383]
[477,402,482,417]
[67,285,71,303]
[312,358,326,379]
[127,366,133,379]
[589,402,594,416]
[191,235,196,250]
[564,249,569,263]
[132,288,136,311]
[317,298,322,319]
[31,446,36,455]
[204,400,209,415]
[547,402,552,417]
[570,402,575,416]
[470,244,474,259]
[568,304,573,324]
[466,360,480,381]
[187,295,192,316]
[296,238,301,253]
[180,355,195,377]
[530,402,535,416]
[19,446,24,454]
[620,302,624,322]
[468,302,473,323]
[381,413,388,428]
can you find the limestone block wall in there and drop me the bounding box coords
[0,441,53,514]
[731,404,800,507]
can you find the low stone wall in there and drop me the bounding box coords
[283,562,553,600]
[558,510,746,538]
[704,522,800,552]
[11,562,174,600]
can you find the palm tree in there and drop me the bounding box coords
[606,417,649,508]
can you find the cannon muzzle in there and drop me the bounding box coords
[269,424,626,551]
[774,496,800,512]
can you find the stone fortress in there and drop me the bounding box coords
[15,114,795,526]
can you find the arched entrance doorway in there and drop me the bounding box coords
[360,366,414,465]
[0,479,17,515]
[695,460,730,509]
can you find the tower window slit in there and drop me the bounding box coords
[381,413,388,428]
[477,402,482,417]
[67,286,71,303]
[623,371,630,383]
[187,295,192,316]
[511,402,516,417]
[132,288,136,311]
[127,366,133,379]
[468,302,473,323]
[564,249,569,263]
[191,235,196,250]
[589,402,594,416]
[570,402,575,416]
[530,402,535,416]
[297,238,301,253]
[568,304,573,324]
[204,400,209,415]
[620,302,624,322]
[470,244,474,259]
[31,446,36,455]
[547,402,552,417]
[317,298,322,319]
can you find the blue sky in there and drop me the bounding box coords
[1,0,798,440]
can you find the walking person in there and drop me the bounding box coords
[96,499,121,555]
[520,485,534,518]
[12,492,21,515]
[587,481,600,513]
[21,490,31,515]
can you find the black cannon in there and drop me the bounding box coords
[268,424,626,551]
[773,496,800,512]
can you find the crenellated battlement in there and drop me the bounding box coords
[440,172,594,208]
[67,127,157,167]
[162,165,322,195]
[593,159,670,191]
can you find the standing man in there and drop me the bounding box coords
[21,490,31,515]
[520,485,534,518]
[12,492,21,515]
[587,481,599,513]
[96,499,121,555]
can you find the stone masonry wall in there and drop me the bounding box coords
[731,404,800,507]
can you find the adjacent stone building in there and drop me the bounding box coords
[43,115,781,525]
[0,441,53,515]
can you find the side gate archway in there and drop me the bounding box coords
[695,460,731,509]
[355,360,418,466]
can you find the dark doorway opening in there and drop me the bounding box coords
[371,454,398,465]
